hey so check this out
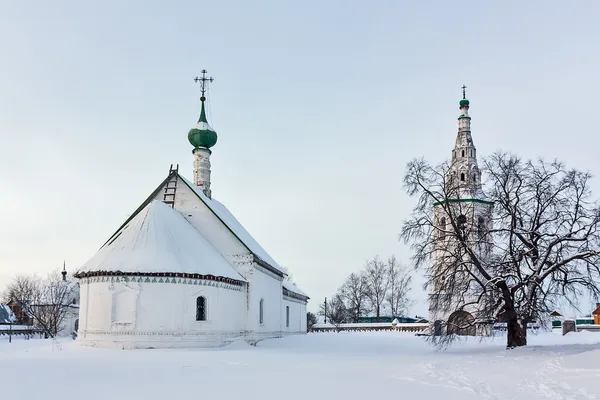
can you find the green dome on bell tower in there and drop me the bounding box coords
[188,70,218,150]
[188,99,218,149]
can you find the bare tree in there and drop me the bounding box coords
[3,274,40,306]
[339,272,371,322]
[401,152,600,348]
[4,270,78,338]
[386,255,413,317]
[306,312,317,331]
[319,294,349,331]
[364,256,389,321]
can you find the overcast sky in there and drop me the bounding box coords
[1,0,599,316]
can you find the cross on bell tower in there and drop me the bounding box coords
[194,70,214,101]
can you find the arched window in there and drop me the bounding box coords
[457,215,467,236]
[286,306,290,327]
[477,216,485,240]
[259,299,264,325]
[473,174,477,183]
[196,296,206,321]
[461,150,465,157]
[439,217,446,238]
[460,173,465,182]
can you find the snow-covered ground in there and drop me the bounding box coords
[1,331,599,399]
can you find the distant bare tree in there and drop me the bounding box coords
[3,274,39,306]
[401,152,600,348]
[319,294,349,331]
[386,255,413,317]
[4,270,78,338]
[339,272,371,322]
[364,256,389,321]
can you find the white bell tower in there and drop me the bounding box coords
[429,86,494,336]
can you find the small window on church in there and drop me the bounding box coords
[460,173,465,181]
[196,296,206,321]
[259,299,264,325]
[477,216,485,240]
[286,306,290,327]
[462,150,465,157]
[473,175,476,183]
[457,214,467,236]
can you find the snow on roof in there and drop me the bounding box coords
[79,200,245,281]
[282,279,308,297]
[0,304,16,324]
[180,176,286,274]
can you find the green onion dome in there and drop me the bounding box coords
[459,98,470,107]
[188,100,218,149]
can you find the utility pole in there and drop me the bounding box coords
[324,297,327,324]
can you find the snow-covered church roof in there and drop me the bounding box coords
[282,279,308,297]
[179,176,287,275]
[78,200,245,282]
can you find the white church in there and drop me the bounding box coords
[74,71,309,349]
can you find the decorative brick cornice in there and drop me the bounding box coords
[283,287,308,303]
[78,274,244,292]
[82,329,245,337]
[283,293,307,305]
[254,262,283,281]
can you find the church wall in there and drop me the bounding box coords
[82,281,111,331]
[57,307,79,337]
[79,282,89,333]
[77,278,246,349]
[245,264,284,343]
[282,297,307,334]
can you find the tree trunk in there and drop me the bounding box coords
[506,317,527,349]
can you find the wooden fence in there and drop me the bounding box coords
[310,322,430,333]
[0,324,44,338]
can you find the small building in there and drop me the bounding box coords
[6,301,32,325]
[593,304,600,325]
[550,311,563,328]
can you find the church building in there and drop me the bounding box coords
[75,71,309,349]
[429,89,494,336]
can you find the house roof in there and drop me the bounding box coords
[592,305,600,316]
[78,200,245,282]
[0,304,16,324]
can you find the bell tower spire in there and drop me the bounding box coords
[188,70,218,198]
[449,85,482,197]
